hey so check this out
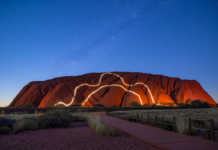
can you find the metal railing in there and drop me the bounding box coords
[106,111,217,141]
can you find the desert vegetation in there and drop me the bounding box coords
[0,109,116,137]
[72,113,117,136]
[129,99,215,108]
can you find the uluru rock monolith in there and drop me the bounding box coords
[10,72,217,108]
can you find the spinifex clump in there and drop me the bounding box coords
[37,109,73,128]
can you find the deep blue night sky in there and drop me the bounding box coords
[0,0,218,106]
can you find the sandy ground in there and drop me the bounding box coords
[0,122,158,150]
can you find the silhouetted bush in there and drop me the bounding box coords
[7,105,15,108]
[71,113,87,122]
[142,103,149,107]
[111,105,118,107]
[191,99,211,108]
[0,126,11,134]
[178,103,191,108]
[48,103,62,108]
[1,110,5,115]
[48,103,55,107]
[71,103,82,108]
[129,101,140,107]
[151,104,157,108]
[94,104,105,108]
[0,117,16,129]
[23,104,35,108]
[37,109,73,128]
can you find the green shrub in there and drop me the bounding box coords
[178,103,191,108]
[23,104,35,108]
[37,109,73,128]
[0,126,11,134]
[93,104,105,108]
[71,113,87,122]
[129,101,140,107]
[23,117,38,130]
[2,114,41,121]
[1,110,5,116]
[191,99,211,108]
[77,108,83,113]
[71,103,82,108]
[75,103,82,107]
[0,117,16,129]
[142,104,149,107]
[48,103,55,107]
[13,121,25,133]
[151,104,157,108]
[13,116,38,133]
[24,110,29,114]
[48,103,62,108]
[7,105,15,108]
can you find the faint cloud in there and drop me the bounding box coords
[70,60,76,66]
[131,11,137,18]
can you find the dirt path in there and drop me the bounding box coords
[0,122,157,150]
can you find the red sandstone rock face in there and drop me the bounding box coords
[10,72,217,108]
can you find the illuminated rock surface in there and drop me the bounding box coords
[10,72,217,107]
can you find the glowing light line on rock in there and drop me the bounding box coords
[81,84,142,106]
[55,72,155,107]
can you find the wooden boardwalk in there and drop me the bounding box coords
[99,113,218,150]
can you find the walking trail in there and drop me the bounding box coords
[99,113,218,150]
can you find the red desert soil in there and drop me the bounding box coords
[0,122,157,150]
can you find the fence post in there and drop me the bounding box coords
[173,116,176,132]
[155,115,157,128]
[142,113,144,123]
[136,113,139,123]
[188,118,191,136]
[210,119,215,141]
[147,114,149,125]
[162,116,165,129]
[205,130,210,140]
